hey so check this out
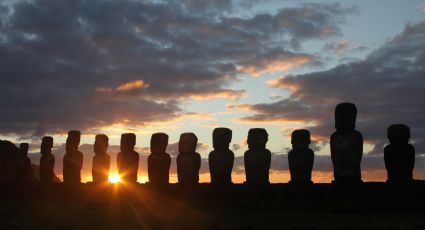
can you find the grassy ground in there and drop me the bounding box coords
[1,183,425,229]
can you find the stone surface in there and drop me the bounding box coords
[244,128,271,185]
[117,133,139,183]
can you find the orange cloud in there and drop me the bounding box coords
[266,77,300,92]
[96,79,150,93]
[226,103,253,111]
[187,89,246,101]
[116,80,150,91]
[233,117,309,125]
[239,55,314,77]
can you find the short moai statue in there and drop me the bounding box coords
[117,133,139,183]
[288,129,314,184]
[177,133,201,185]
[18,143,35,182]
[384,124,415,183]
[244,128,271,185]
[209,128,234,185]
[63,130,83,184]
[0,140,20,182]
[330,103,363,183]
[148,133,171,184]
[40,136,55,183]
[92,134,110,184]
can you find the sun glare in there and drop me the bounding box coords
[108,174,121,184]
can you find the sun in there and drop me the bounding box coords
[108,174,121,184]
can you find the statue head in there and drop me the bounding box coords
[388,124,410,145]
[120,133,136,152]
[19,143,29,157]
[41,136,53,154]
[178,133,198,154]
[213,127,232,151]
[66,130,81,152]
[335,102,357,132]
[150,133,168,154]
[291,129,311,150]
[94,134,109,154]
[247,128,268,151]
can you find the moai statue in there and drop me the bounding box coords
[148,133,171,184]
[0,140,20,183]
[209,128,234,185]
[177,133,201,185]
[117,133,139,183]
[63,130,83,184]
[288,129,314,184]
[244,128,271,185]
[384,124,415,183]
[92,134,110,183]
[18,143,35,182]
[40,136,55,183]
[330,103,363,183]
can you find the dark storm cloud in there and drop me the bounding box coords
[0,0,355,136]
[232,21,425,154]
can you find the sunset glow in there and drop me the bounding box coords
[108,174,121,184]
[1,0,425,184]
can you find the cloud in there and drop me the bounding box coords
[231,21,425,154]
[116,80,150,92]
[0,1,356,136]
[269,93,283,100]
[232,143,241,151]
[323,39,367,56]
[96,79,150,93]
[237,51,319,77]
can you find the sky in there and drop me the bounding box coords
[1,0,425,183]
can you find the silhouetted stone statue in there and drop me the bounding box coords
[0,140,20,182]
[209,128,234,185]
[384,124,415,183]
[18,143,35,182]
[117,133,139,183]
[330,103,363,183]
[244,128,271,185]
[92,134,110,184]
[288,129,314,184]
[40,136,55,183]
[63,130,83,184]
[148,133,171,185]
[177,133,201,185]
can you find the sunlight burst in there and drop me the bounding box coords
[108,174,121,184]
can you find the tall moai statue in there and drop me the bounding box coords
[177,133,201,185]
[244,128,271,185]
[63,130,83,184]
[384,124,415,183]
[92,134,110,183]
[148,133,171,184]
[19,143,35,182]
[330,103,363,183]
[209,128,234,185]
[288,129,314,184]
[117,133,139,183]
[40,136,55,183]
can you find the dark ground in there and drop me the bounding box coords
[1,182,425,229]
